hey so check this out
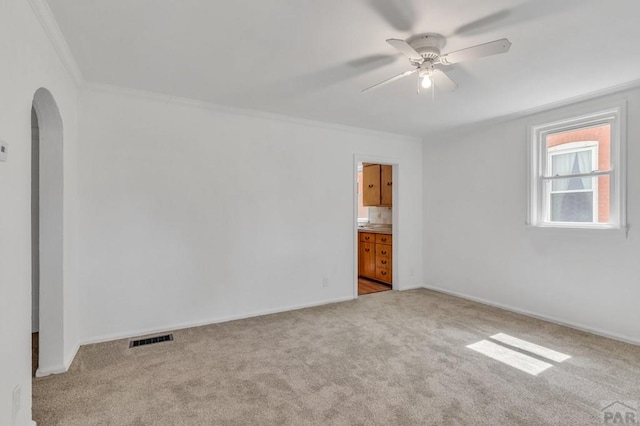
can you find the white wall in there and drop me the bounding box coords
[77,87,423,343]
[0,0,79,424]
[423,88,640,344]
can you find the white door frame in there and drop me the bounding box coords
[32,87,65,376]
[353,154,400,298]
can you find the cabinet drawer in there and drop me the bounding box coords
[375,266,392,283]
[375,234,391,244]
[359,232,375,243]
[376,244,392,259]
[377,257,391,269]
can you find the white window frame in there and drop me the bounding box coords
[528,103,626,230]
[546,141,599,223]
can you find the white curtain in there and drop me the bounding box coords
[551,150,592,191]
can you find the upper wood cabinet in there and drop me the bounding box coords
[362,164,381,206]
[380,165,392,206]
[362,163,392,207]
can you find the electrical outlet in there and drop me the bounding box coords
[12,385,21,422]
[322,277,329,288]
[0,140,7,162]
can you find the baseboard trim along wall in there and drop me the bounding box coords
[422,284,640,346]
[398,283,427,291]
[47,284,639,376]
[80,295,357,347]
[35,364,67,378]
[35,343,80,377]
[81,285,426,347]
[67,285,424,366]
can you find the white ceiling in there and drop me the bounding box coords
[47,0,640,136]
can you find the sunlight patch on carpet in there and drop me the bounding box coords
[490,333,571,363]
[467,340,553,376]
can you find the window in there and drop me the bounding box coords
[357,165,369,223]
[528,104,626,229]
[548,141,599,222]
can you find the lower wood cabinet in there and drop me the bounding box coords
[359,242,376,278]
[358,232,392,284]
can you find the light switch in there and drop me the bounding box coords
[0,140,7,162]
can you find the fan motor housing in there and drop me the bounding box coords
[407,33,446,61]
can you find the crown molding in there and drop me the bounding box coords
[424,78,640,140]
[26,0,83,85]
[81,82,421,143]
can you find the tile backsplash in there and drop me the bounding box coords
[368,207,392,225]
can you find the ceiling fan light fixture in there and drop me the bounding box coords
[421,75,432,89]
[363,33,511,94]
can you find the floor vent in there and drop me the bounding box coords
[129,334,174,348]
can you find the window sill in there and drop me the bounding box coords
[525,223,629,237]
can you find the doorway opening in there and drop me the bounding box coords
[31,88,64,377]
[355,160,395,296]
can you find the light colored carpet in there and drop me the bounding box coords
[33,289,640,425]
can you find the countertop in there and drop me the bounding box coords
[357,226,392,235]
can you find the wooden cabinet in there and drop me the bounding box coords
[362,164,381,206]
[362,163,392,207]
[359,241,376,279]
[358,232,392,284]
[380,165,392,206]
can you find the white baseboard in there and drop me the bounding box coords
[64,343,80,370]
[53,284,640,373]
[80,295,356,346]
[35,364,67,377]
[34,342,81,377]
[422,284,640,346]
[398,283,426,291]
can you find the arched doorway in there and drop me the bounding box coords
[31,88,64,376]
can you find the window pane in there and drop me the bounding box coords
[549,146,593,191]
[551,192,593,222]
[546,124,610,170]
[551,175,592,191]
[551,150,592,175]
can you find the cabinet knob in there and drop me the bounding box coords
[387,182,392,186]
[365,248,370,252]
[381,238,386,242]
[381,271,387,275]
[381,260,387,265]
[368,184,374,188]
[381,251,387,255]
[365,236,369,240]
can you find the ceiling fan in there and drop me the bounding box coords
[362,33,511,94]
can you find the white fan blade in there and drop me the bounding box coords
[432,69,458,92]
[361,69,417,92]
[386,39,422,61]
[440,38,511,65]
[369,0,415,32]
